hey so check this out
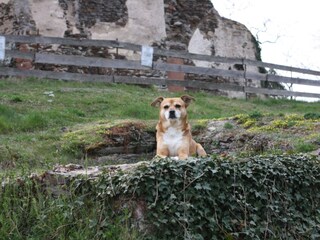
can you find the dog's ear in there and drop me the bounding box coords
[151,96,164,108]
[181,95,195,107]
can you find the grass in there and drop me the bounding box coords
[231,112,320,156]
[0,77,320,173]
[0,177,140,240]
[0,77,319,239]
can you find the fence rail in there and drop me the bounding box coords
[1,34,320,99]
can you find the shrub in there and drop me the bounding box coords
[304,113,320,120]
[248,111,263,120]
[98,154,320,239]
[223,122,234,130]
[1,154,319,239]
[0,177,138,239]
[295,141,317,153]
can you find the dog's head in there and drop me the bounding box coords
[151,95,195,121]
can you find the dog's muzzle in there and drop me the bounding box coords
[169,110,176,119]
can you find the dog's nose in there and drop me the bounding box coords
[169,110,176,119]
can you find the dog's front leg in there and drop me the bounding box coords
[178,147,189,160]
[156,146,169,158]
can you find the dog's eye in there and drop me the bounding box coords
[164,105,169,110]
[175,104,181,109]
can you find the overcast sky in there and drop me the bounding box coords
[211,0,320,99]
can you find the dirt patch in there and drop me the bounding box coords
[63,115,319,166]
[86,122,156,156]
[199,115,320,157]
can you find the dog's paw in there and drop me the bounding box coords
[152,154,170,161]
[170,156,179,161]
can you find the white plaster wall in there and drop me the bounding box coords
[90,0,166,44]
[189,17,258,71]
[213,18,261,91]
[27,0,167,42]
[188,28,213,68]
[213,17,258,72]
[27,0,166,59]
[188,16,261,97]
[28,0,67,37]
[89,0,166,60]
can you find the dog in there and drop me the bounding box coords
[151,95,207,160]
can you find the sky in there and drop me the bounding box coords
[211,0,320,100]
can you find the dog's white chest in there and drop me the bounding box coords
[163,127,184,156]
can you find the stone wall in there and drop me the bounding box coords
[0,0,36,35]
[0,0,263,97]
[76,0,128,28]
[163,0,216,50]
[0,2,14,34]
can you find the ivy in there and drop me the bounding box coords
[96,154,320,239]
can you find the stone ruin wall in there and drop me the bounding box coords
[0,0,262,97]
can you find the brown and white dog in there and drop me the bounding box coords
[151,95,207,160]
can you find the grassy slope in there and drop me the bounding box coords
[1,77,320,173]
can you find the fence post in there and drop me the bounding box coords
[15,44,33,70]
[167,57,185,92]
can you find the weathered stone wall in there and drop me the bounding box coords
[0,0,262,97]
[0,2,14,34]
[0,0,36,35]
[188,10,260,97]
[163,0,216,50]
[76,0,128,28]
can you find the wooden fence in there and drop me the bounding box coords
[1,35,320,99]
